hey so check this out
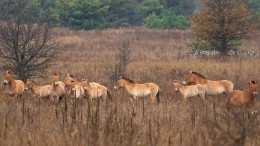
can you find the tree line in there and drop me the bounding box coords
[0,0,259,81]
[1,0,195,29]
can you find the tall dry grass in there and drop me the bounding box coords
[0,27,260,146]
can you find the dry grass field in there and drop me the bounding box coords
[0,27,260,146]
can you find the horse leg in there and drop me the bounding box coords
[182,95,188,101]
[130,96,134,102]
[199,93,206,101]
[102,94,107,101]
[89,97,93,104]
[150,95,156,103]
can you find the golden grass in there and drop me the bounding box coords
[0,27,260,146]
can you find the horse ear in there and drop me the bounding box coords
[250,80,256,84]
[189,71,193,74]
[67,74,70,77]
[173,80,179,83]
[119,76,122,79]
[7,70,13,74]
[81,79,88,82]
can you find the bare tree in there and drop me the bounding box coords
[0,0,57,82]
[107,40,131,81]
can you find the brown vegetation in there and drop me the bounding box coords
[0,27,259,146]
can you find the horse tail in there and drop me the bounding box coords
[156,90,160,103]
[107,90,112,101]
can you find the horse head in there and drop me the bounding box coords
[114,77,132,91]
[248,80,257,94]
[173,80,180,92]
[3,70,14,86]
[183,71,206,85]
[64,74,77,86]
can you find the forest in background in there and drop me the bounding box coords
[0,0,259,30]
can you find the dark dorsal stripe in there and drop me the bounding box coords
[191,71,207,79]
[121,77,135,83]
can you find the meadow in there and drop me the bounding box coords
[0,27,259,146]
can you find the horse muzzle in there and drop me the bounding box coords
[24,87,29,91]
[53,82,59,87]
[253,92,259,96]
[3,80,8,86]
[8,91,15,96]
[114,86,118,91]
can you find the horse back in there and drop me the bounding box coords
[136,82,159,93]
[221,80,234,93]
[14,80,25,95]
[205,79,233,94]
[196,84,207,92]
[227,90,252,107]
[89,82,101,88]
[41,85,52,94]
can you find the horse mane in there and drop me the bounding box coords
[29,80,38,85]
[69,74,75,78]
[191,71,207,79]
[121,77,135,83]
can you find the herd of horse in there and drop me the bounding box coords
[2,70,258,108]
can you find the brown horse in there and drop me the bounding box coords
[25,79,51,98]
[114,77,160,103]
[183,71,234,96]
[82,80,112,101]
[63,74,101,99]
[173,80,207,100]
[3,70,25,98]
[51,73,66,102]
[226,81,257,107]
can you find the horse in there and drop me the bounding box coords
[183,71,234,96]
[82,80,112,101]
[63,74,101,99]
[173,80,207,101]
[3,70,25,98]
[114,77,160,103]
[51,73,66,102]
[226,81,257,108]
[25,79,51,98]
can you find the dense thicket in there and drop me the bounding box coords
[0,0,258,30]
[0,0,194,29]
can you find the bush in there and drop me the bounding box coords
[144,10,189,29]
